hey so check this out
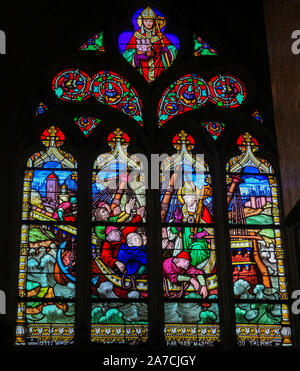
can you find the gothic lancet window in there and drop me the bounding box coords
[16,126,77,345]
[226,133,291,346]
[91,129,148,344]
[160,131,220,346]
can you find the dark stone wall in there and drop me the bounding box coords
[264,0,300,217]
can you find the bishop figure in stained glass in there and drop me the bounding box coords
[120,6,179,83]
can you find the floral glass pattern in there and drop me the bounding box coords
[158,74,246,126]
[52,70,143,125]
[194,33,217,56]
[80,31,105,52]
[74,116,101,137]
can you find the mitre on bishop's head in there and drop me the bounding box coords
[140,6,157,19]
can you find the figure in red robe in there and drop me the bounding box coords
[122,6,178,83]
[52,197,77,222]
[91,214,143,298]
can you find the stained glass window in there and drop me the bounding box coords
[16,126,77,345]
[91,71,143,125]
[91,129,148,344]
[193,33,218,56]
[52,69,143,125]
[35,102,48,117]
[252,109,264,124]
[158,74,246,127]
[209,75,246,108]
[74,116,101,137]
[201,121,226,140]
[226,132,291,346]
[161,131,220,346]
[118,6,179,83]
[52,69,92,102]
[14,4,293,351]
[80,31,105,52]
